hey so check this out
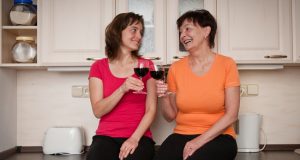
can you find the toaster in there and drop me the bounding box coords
[43,127,85,155]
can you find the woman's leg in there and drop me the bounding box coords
[154,133,190,160]
[86,135,120,160]
[188,134,237,160]
[124,136,155,160]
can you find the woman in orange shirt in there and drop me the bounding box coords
[154,10,240,160]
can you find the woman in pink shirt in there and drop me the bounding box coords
[86,12,157,160]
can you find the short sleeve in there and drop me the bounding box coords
[88,60,103,80]
[225,58,240,88]
[167,64,177,92]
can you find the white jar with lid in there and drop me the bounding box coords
[11,36,37,63]
[9,0,37,26]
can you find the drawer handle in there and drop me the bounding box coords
[264,55,287,59]
[86,57,101,61]
[173,56,185,59]
[143,57,161,60]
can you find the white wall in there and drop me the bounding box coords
[0,68,17,152]
[16,71,97,146]
[16,67,300,146]
[239,67,300,144]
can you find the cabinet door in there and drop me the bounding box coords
[217,0,293,63]
[167,0,217,64]
[294,0,300,62]
[41,0,115,65]
[116,0,166,64]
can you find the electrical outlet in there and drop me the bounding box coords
[72,86,83,97]
[72,85,89,98]
[247,84,259,95]
[240,84,248,97]
[240,84,259,97]
[82,86,89,98]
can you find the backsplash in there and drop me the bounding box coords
[16,67,300,146]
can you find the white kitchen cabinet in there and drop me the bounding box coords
[116,0,216,64]
[217,0,293,64]
[294,0,300,63]
[40,0,115,66]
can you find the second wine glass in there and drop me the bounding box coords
[150,64,171,97]
[150,64,165,81]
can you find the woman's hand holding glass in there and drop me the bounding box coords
[155,80,169,97]
[150,64,169,97]
[121,76,144,93]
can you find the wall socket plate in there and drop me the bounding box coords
[72,85,89,98]
[240,84,248,97]
[240,84,259,97]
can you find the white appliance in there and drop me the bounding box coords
[236,113,265,152]
[43,127,85,155]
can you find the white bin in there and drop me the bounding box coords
[236,113,262,152]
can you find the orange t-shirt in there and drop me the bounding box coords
[167,54,240,137]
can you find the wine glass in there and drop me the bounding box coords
[133,60,149,94]
[150,64,165,81]
[150,64,171,97]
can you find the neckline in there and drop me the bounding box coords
[106,58,137,79]
[186,54,218,78]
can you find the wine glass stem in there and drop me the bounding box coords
[139,77,143,92]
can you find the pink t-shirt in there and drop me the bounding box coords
[89,58,153,138]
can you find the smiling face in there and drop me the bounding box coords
[179,19,210,52]
[120,21,143,52]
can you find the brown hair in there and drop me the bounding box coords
[177,9,217,48]
[105,12,144,60]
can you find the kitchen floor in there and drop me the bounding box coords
[3,151,300,160]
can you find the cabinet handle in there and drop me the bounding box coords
[143,57,161,60]
[264,55,287,59]
[86,57,101,61]
[87,57,161,61]
[173,56,185,59]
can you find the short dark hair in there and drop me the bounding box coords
[177,9,217,48]
[105,12,144,60]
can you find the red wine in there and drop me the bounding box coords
[134,68,149,77]
[150,71,164,80]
